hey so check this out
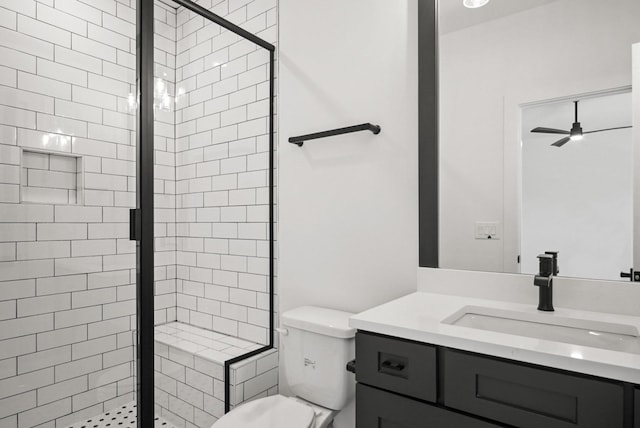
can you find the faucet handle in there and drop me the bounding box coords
[537,254,554,276]
[544,251,560,275]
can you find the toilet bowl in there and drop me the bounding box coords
[213,394,336,428]
[211,306,356,428]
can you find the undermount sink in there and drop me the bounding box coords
[442,306,640,354]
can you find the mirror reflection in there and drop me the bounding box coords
[438,0,640,281]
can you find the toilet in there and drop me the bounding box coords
[213,306,356,428]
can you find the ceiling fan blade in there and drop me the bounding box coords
[531,127,570,135]
[583,125,633,134]
[551,137,571,147]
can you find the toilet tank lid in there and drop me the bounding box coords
[281,306,356,339]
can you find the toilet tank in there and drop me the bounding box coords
[281,306,356,410]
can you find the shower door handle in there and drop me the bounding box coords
[130,209,141,241]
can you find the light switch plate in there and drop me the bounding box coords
[475,221,501,240]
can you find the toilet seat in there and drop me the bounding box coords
[214,395,315,428]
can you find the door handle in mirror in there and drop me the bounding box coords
[620,268,640,282]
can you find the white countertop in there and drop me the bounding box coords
[349,292,640,383]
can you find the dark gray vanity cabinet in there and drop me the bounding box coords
[355,331,632,428]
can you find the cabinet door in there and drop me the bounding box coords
[444,349,624,428]
[356,384,502,428]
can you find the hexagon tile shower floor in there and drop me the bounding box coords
[65,402,177,428]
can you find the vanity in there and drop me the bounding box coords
[350,292,640,428]
[367,0,640,425]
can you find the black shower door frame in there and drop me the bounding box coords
[135,0,276,424]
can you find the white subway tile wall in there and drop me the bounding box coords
[0,0,276,426]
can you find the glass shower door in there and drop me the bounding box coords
[151,0,276,426]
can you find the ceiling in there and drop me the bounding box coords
[439,0,561,34]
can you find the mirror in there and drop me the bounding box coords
[436,0,640,281]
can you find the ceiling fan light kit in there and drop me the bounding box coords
[463,0,490,9]
[531,100,632,147]
[570,123,583,141]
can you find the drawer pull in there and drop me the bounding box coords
[378,352,409,378]
[381,360,405,371]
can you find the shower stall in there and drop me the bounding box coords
[0,0,276,426]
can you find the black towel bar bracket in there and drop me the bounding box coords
[288,123,381,147]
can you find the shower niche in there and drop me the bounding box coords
[20,149,84,205]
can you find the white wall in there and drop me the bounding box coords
[278,0,418,322]
[439,0,640,274]
[278,0,419,415]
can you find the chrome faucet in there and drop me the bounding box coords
[534,252,558,312]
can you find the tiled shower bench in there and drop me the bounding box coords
[154,322,278,428]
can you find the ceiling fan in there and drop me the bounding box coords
[531,100,632,147]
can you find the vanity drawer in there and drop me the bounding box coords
[356,383,502,428]
[443,349,624,428]
[355,331,437,402]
